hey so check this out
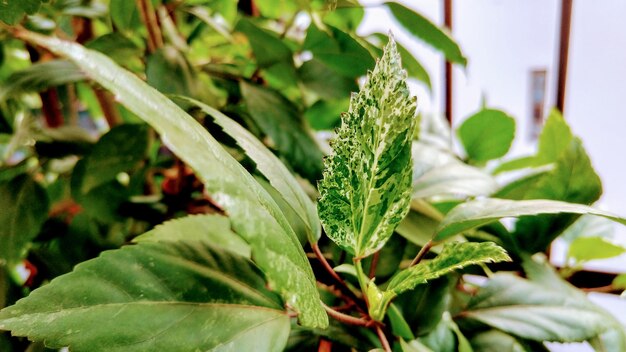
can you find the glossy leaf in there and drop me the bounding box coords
[0,241,290,351]
[386,2,467,65]
[240,81,324,183]
[22,32,327,328]
[464,273,620,343]
[0,174,49,267]
[183,97,321,243]
[457,109,515,162]
[434,198,626,242]
[385,242,509,297]
[318,37,417,257]
[133,214,251,257]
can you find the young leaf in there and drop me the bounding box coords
[133,214,251,258]
[0,241,290,351]
[0,174,49,267]
[179,98,321,243]
[20,31,327,328]
[434,198,626,242]
[457,109,515,163]
[318,37,417,257]
[385,2,467,66]
[385,242,509,298]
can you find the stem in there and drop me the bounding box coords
[410,240,434,267]
[354,259,369,306]
[369,251,380,278]
[92,87,121,128]
[136,0,163,53]
[311,243,346,286]
[318,339,333,352]
[322,302,372,327]
[375,324,392,352]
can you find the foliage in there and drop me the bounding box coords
[0,1,625,352]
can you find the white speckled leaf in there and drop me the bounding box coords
[318,37,417,258]
[20,32,326,328]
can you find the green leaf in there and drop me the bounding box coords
[386,2,467,65]
[388,303,415,340]
[22,32,327,328]
[318,37,417,257]
[73,124,149,195]
[396,210,440,247]
[303,24,375,78]
[393,276,450,337]
[109,0,141,32]
[457,109,515,162]
[304,98,349,130]
[133,214,251,257]
[568,236,625,263]
[146,46,196,96]
[613,274,626,290]
[0,174,49,267]
[0,60,86,101]
[0,0,42,25]
[298,59,358,100]
[494,109,572,174]
[469,330,534,352]
[240,81,324,183]
[434,198,626,242]
[462,273,619,342]
[235,18,293,68]
[0,241,290,351]
[401,338,434,352]
[395,38,431,91]
[560,214,615,243]
[385,242,509,297]
[182,98,321,243]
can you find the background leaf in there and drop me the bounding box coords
[0,174,49,267]
[385,2,467,65]
[457,109,515,163]
[0,241,290,351]
[0,0,42,25]
[567,236,625,263]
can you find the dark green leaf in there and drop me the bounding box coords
[457,109,515,163]
[236,18,293,68]
[304,98,349,130]
[434,198,626,242]
[469,330,532,352]
[318,37,417,257]
[0,0,42,25]
[394,276,450,337]
[133,214,251,257]
[147,46,196,96]
[109,0,141,32]
[0,241,290,351]
[386,2,467,65]
[73,124,149,195]
[298,59,358,100]
[240,81,324,183]
[23,32,326,327]
[0,174,49,267]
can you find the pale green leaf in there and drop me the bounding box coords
[385,242,509,297]
[181,97,321,243]
[386,2,467,65]
[463,273,619,343]
[413,163,497,199]
[457,109,515,162]
[401,338,434,352]
[435,198,626,242]
[560,214,615,243]
[613,274,626,290]
[21,32,326,328]
[318,37,417,257]
[0,241,289,351]
[0,174,49,267]
[568,236,625,262]
[0,60,86,102]
[133,214,251,258]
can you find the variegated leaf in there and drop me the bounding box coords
[318,37,417,258]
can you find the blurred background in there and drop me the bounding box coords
[358,1,626,350]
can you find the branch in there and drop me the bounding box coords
[410,240,434,267]
[322,302,373,327]
[375,324,392,352]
